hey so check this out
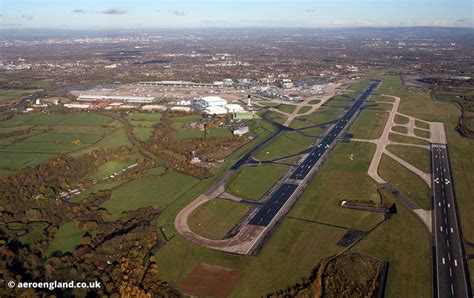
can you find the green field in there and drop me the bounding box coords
[126,112,163,122]
[297,106,311,114]
[308,99,321,105]
[0,151,56,171]
[277,104,297,113]
[156,217,347,297]
[289,141,384,231]
[389,133,431,146]
[379,154,431,209]
[101,171,199,217]
[377,75,474,242]
[92,155,142,179]
[414,128,430,139]
[23,132,102,144]
[0,113,122,172]
[350,189,432,298]
[394,114,409,125]
[227,164,288,200]
[349,109,389,139]
[265,111,287,125]
[188,199,251,240]
[386,145,430,173]
[0,89,35,101]
[17,222,49,245]
[392,126,408,134]
[254,131,314,161]
[415,120,430,130]
[45,221,84,256]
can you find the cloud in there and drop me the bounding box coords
[21,15,34,21]
[456,18,470,23]
[72,9,87,14]
[305,9,316,13]
[101,9,127,15]
[170,10,185,16]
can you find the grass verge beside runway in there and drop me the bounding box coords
[379,154,431,210]
[155,218,346,297]
[389,133,431,146]
[349,109,389,139]
[188,199,251,240]
[289,141,384,231]
[277,104,296,114]
[386,145,431,173]
[227,164,288,201]
[254,131,314,161]
[350,189,432,298]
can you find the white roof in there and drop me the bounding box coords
[204,106,228,114]
[200,96,227,103]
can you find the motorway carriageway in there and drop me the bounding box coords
[249,80,382,226]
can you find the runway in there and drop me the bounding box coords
[249,80,382,227]
[431,143,472,298]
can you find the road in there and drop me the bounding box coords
[431,143,472,298]
[248,80,382,227]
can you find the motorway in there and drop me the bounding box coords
[431,144,472,298]
[248,80,382,227]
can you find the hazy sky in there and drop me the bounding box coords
[0,0,473,29]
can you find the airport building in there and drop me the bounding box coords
[77,95,155,103]
[194,96,228,109]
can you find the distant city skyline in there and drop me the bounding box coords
[0,0,473,29]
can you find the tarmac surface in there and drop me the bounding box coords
[431,144,472,298]
[247,80,382,228]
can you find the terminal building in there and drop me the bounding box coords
[77,95,155,104]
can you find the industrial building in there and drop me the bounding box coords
[136,80,223,88]
[77,95,155,103]
[194,96,228,109]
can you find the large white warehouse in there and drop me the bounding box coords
[194,96,228,109]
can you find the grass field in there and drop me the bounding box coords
[377,75,474,243]
[0,151,56,171]
[188,199,251,240]
[0,112,124,172]
[414,128,430,139]
[297,106,311,114]
[92,155,142,179]
[389,133,431,146]
[394,114,409,125]
[17,222,49,245]
[349,109,389,139]
[0,89,35,101]
[386,145,430,173]
[277,104,297,114]
[156,217,347,297]
[265,111,287,125]
[101,171,199,217]
[392,126,408,134]
[379,154,431,209]
[45,221,84,256]
[227,164,288,200]
[126,112,162,122]
[415,120,430,130]
[254,131,314,161]
[23,132,102,144]
[350,189,432,298]
[308,99,321,105]
[289,141,384,231]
